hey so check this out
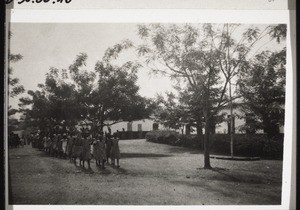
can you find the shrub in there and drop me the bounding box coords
[146,131,284,159]
[114,131,148,139]
[145,130,179,145]
[209,134,284,159]
[178,134,203,149]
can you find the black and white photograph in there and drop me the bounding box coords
[5,6,294,209]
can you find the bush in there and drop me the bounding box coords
[114,131,148,140]
[178,134,203,149]
[209,134,283,159]
[146,131,284,159]
[145,130,179,145]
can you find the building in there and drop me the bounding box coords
[103,118,163,134]
[105,107,284,135]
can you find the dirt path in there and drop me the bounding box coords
[8,139,282,205]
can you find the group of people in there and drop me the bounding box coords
[29,129,121,170]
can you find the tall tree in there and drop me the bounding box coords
[19,53,154,135]
[19,65,84,133]
[104,23,285,168]
[237,49,286,137]
[8,32,25,99]
[68,53,154,134]
[18,89,50,132]
[8,32,25,132]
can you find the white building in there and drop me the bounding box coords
[105,108,284,135]
[103,119,157,133]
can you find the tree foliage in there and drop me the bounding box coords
[237,49,286,137]
[104,23,286,168]
[154,92,188,131]
[19,53,154,134]
[8,33,25,98]
[8,33,25,133]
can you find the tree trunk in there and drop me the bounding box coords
[203,115,211,169]
[196,119,203,150]
[99,117,104,134]
[230,117,234,158]
[229,80,234,158]
[185,124,191,135]
[99,107,105,134]
[196,120,203,135]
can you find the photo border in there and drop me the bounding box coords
[4,7,296,210]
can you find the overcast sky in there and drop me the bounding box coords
[8,23,285,112]
[8,23,175,110]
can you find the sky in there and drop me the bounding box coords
[8,23,174,110]
[8,23,285,113]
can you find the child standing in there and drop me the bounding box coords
[105,133,112,164]
[57,134,63,158]
[72,134,83,166]
[93,135,106,169]
[61,133,68,158]
[66,133,74,162]
[110,137,121,168]
[80,134,92,169]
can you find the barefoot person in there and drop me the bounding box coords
[110,136,121,168]
[80,133,92,170]
[57,134,63,158]
[66,133,74,162]
[93,134,106,169]
[61,133,68,159]
[52,134,58,157]
[45,134,51,155]
[105,132,112,164]
[72,134,83,166]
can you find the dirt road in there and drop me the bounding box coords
[8,139,282,205]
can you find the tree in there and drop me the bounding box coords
[19,66,84,133]
[200,23,287,157]
[19,53,154,135]
[8,32,25,132]
[237,49,286,137]
[154,89,223,136]
[154,92,188,133]
[105,24,229,168]
[68,53,154,134]
[8,33,25,98]
[104,23,285,168]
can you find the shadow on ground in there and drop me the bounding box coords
[121,152,172,159]
[165,146,203,154]
[9,154,32,159]
[195,167,267,184]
